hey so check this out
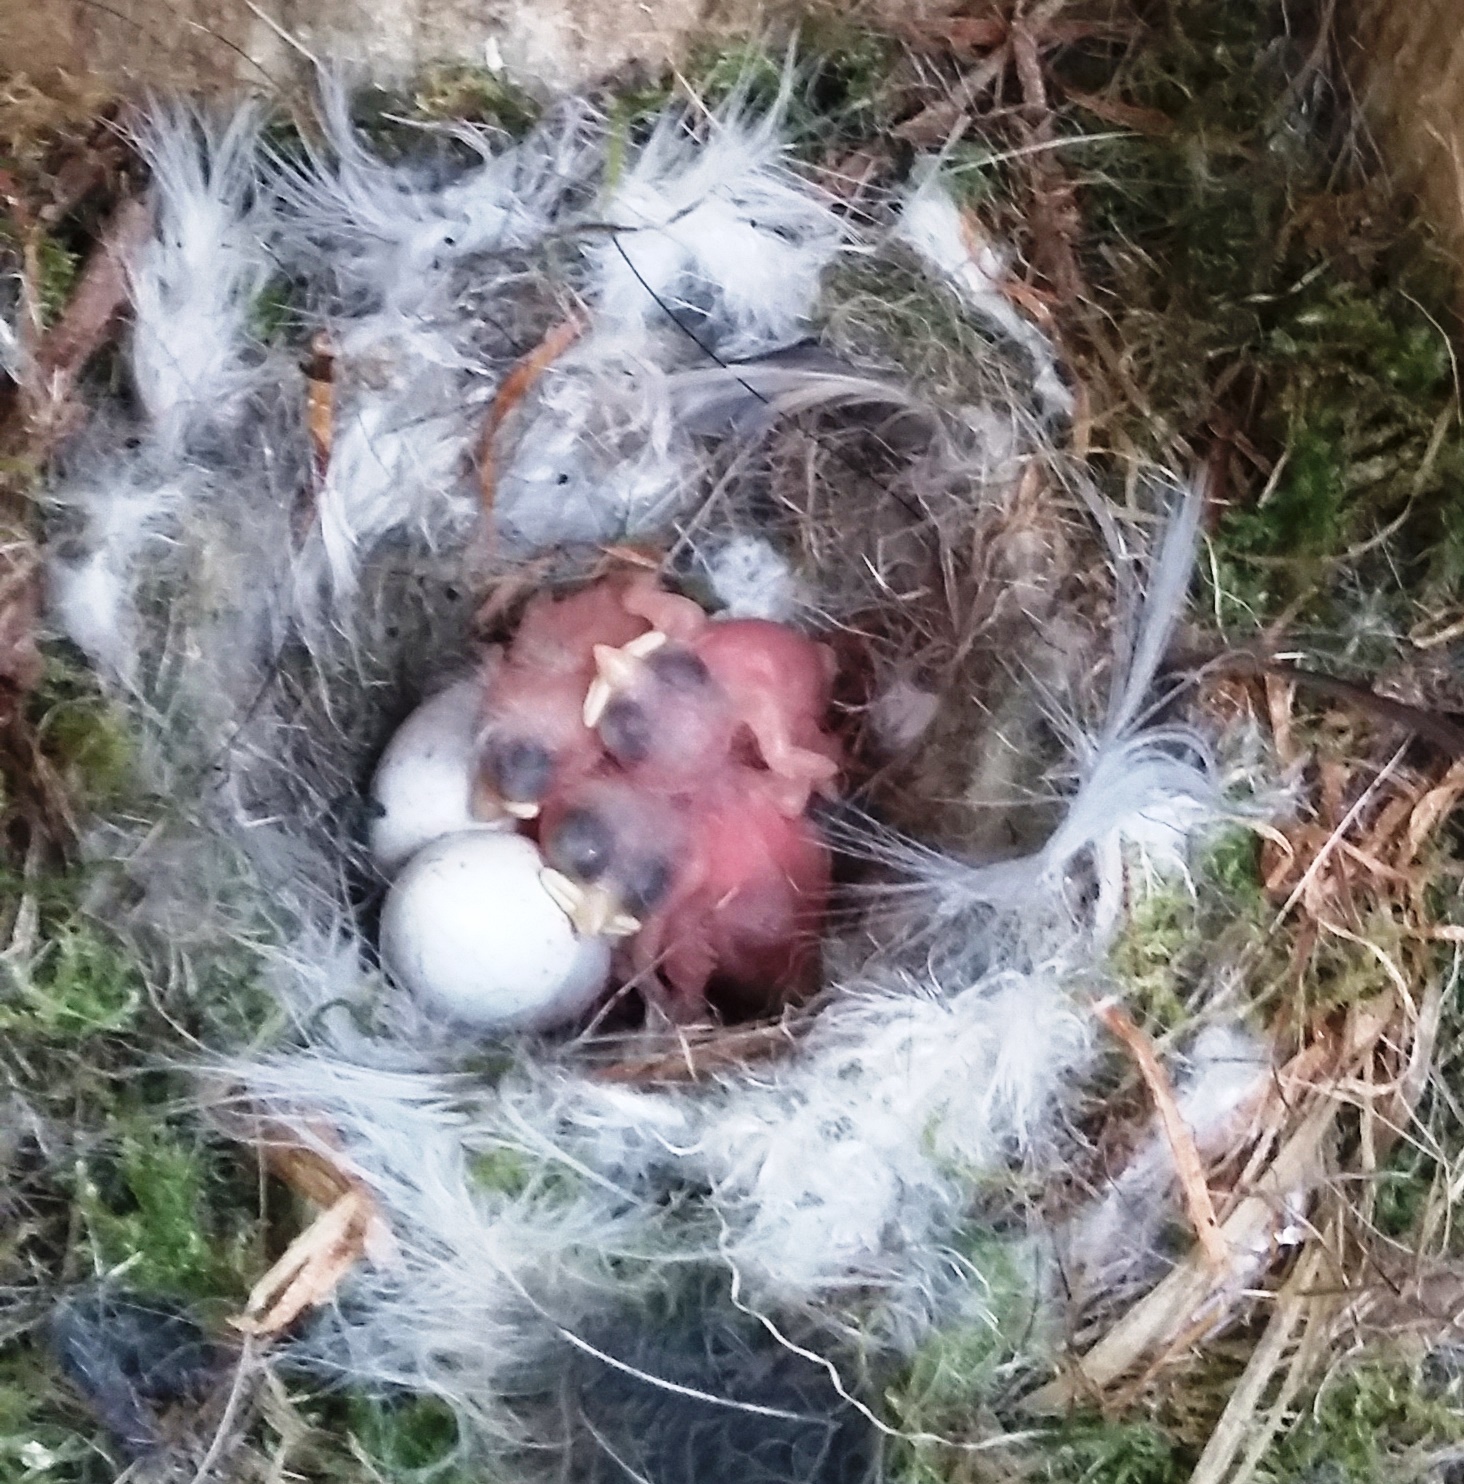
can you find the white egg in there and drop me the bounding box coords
[369,678,506,874]
[379,831,612,1032]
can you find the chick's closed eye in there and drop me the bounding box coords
[599,697,653,764]
[620,852,674,916]
[482,735,554,804]
[647,647,713,692]
[546,807,618,883]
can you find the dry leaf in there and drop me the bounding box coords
[228,1118,398,1338]
[233,1188,395,1337]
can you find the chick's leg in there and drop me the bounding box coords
[737,693,841,815]
[621,573,709,641]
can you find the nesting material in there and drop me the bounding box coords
[37,78,1231,1467]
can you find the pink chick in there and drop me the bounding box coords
[537,773,687,939]
[538,769,831,1019]
[585,617,843,817]
[634,774,832,1017]
[477,578,651,818]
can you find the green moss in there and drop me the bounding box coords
[0,920,143,1041]
[468,1146,533,1198]
[0,228,81,330]
[0,1352,95,1484]
[1058,0,1464,641]
[344,1394,471,1482]
[30,657,135,810]
[943,136,1019,209]
[34,237,80,331]
[1039,1415,1191,1484]
[885,1239,1042,1479]
[1260,1359,1464,1483]
[1109,830,1266,1033]
[412,63,542,136]
[72,1122,256,1300]
[684,22,899,154]
[249,276,297,346]
[1111,885,1193,1032]
[1372,1141,1434,1242]
[887,1322,1011,1483]
[1293,905,1409,1019]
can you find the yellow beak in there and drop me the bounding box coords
[539,869,642,940]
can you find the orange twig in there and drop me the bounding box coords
[304,330,335,487]
[477,312,587,515]
[1097,999,1231,1272]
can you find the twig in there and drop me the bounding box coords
[476,312,586,515]
[186,1336,257,1484]
[1187,1242,1331,1484]
[1097,998,1229,1272]
[15,194,152,462]
[1270,742,1410,932]
[592,1018,805,1083]
[1027,995,1394,1409]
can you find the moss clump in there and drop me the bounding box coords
[34,236,80,331]
[885,1239,1044,1480]
[249,275,298,346]
[344,1394,472,1483]
[412,63,542,136]
[1057,1,1464,643]
[684,22,899,154]
[1038,1415,1191,1484]
[0,919,142,1042]
[71,1121,257,1301]
[30,661,134,812]
[1109,829,1267,1034]
[468,1146,534,1198]
[0,1350,96,1484]
[1260,1358,1464,1482]
[0,229,81,332]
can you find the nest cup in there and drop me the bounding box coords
[357,224,1112,1066]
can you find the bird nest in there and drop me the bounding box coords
[24,57,1213,1421]
[7,6,1464,1481]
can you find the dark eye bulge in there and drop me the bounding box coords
[484,736,554,803]
[600,697,652,763]
[548,808,616,882]
[621,853,673,915]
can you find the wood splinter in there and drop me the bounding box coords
[229,1126,397,1338]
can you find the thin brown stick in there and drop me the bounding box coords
[1098,998,1230,1272]
[477,312,587,515]
[32,195,150,384]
